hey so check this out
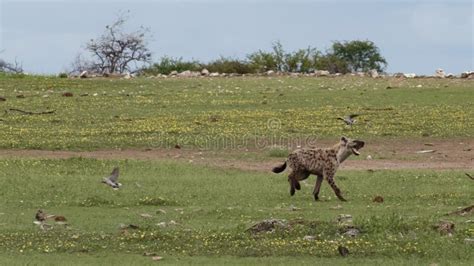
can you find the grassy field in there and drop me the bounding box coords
[0,75,472,150]
[0,158,472,265]
[0,75,473,265]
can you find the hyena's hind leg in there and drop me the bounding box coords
[324,169,346,201]
[288,170,310,196]
[313,174,324,201]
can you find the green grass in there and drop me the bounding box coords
[0,75,472,150]
[0,158,472,264]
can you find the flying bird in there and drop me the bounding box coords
[102,167,122,189]
[337,114,360,126]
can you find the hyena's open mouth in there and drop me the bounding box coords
[351,140,365,156]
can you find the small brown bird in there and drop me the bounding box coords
[35,209,46,222]
[338,245,350,257]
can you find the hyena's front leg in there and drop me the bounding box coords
[313,174,324,201]
[324,169,346,201]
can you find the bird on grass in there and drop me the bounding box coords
[338,245,350,257]
[102,167,121,189]
[337,114,360,127]
[34,209,54,230]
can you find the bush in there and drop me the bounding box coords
[203,57,255,74]
[143,56,201,75]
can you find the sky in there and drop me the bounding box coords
[0,0,472,75]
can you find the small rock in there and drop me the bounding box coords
[201,69,210,76]
[303,235,316,241]
[434,221,455,235]
[366,155,372,160]
[246,219,288,234]
[265,70,275,75]
[62,92,73,97]
[416,84,423,88]
[16,94,25,98]
[174,144,181,149]
[330,205,343,210]
[0,96,5,101]
[403,73,416,78]
[368,69,378,78]
[156,209,167,214]
[373,196,384,203]
[140,213,153,218]
[434,69,446,78]
[152,256,163,261]
[80,71,88,78]
[337,214,353,224]
[314,70,330,77]
[464,238,474,244]
[123,73,132,79]
[209,72,220,77]
[169,70,178,76]
[343,227,360,237]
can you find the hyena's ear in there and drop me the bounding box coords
[340,136,348,144]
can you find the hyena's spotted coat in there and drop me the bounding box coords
[272,136,365,201]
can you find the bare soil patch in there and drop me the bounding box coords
[0,138,472,171]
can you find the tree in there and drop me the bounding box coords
[0,51,23,73]
[330,40,387,72]
[77,13,152,74]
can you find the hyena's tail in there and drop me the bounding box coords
[272,161,287,173]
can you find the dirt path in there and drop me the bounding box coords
[0,138,472,171]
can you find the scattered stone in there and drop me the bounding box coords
[416,149,436,154]
[169,70,178,76]
[465,238,474,245]
[366,155,372,160]
[140,213,153,219]
[393,73,404,78]
[201,69,210,76]
[80,93,89,97]
[403,73,416,78]
[435,69,446,78]
[460,71,474,78]
[445,73,455,78]
[330,205,343,210]
[119,224,140,230]
[62,92,73,97]
[289,205,301,211]
[338,245,350,257]
[16,94,25,98]
[433,221,455,235]
[246,219,288,234]
[80,71,88,78]
[209,72,220,77]
[314,70,330,77]
[265,70,275,75]
[447,205,474,216]
[416,84,423,88]
[343,227,360,237]
[373,196,384,203]
[337,214,353,224]
[152,256,163,261]
[303,235,316,241]
[123,73,132,79]
[177,70,200,77]
[368,69,378,78]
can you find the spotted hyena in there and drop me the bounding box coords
[272,136,365,201]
